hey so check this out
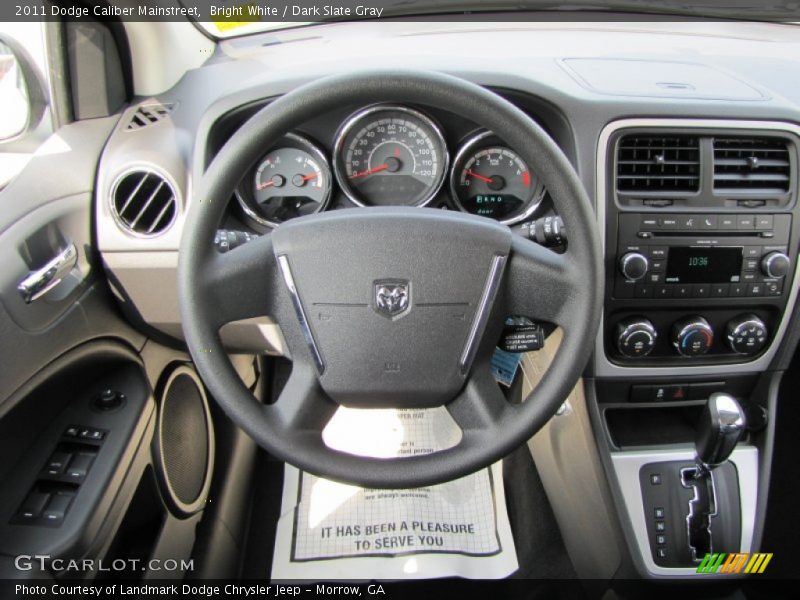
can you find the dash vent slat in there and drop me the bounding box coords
[125,103,176,131]
[713,137,790,193]
[617,136,700,193]
[111,170,177,236]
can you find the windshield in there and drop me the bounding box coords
[189,1,800,38]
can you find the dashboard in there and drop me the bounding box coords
[90,19,800,579]
[209,99,556,232]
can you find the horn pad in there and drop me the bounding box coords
[271,207,512,407]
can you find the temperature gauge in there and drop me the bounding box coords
[236,133,332,228]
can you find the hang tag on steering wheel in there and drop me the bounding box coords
[491,348,523,387]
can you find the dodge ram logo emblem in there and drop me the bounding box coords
[374,280,410,318]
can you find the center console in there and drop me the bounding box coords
[592,119,800,577]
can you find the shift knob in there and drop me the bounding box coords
[695,393,746,469]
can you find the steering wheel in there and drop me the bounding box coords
[178,70,602,488]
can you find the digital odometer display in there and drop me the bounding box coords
[665,247,743,284]
[459,194,524,219]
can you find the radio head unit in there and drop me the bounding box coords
[614,212,791,300]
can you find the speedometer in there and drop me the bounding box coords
[333,105,448,207]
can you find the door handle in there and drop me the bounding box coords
[17,243,78,303]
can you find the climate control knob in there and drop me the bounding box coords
[726,314,768,356]
[672,316,714,357]
[616,317,657,358]
[619,252,649,281]
[761,252,790,279]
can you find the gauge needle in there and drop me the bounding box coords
[256,180,276,190]
[465,169,494,184]
[301,173,318,182]
[349,163,389,179]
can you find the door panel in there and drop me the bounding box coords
[0,117,146,411]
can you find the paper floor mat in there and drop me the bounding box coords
[271,407,518,580]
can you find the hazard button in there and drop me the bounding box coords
[651,384,688,401]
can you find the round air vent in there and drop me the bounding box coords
[111,169,178,236]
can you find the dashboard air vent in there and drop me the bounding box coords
[713,137,791,193]
[617,135,700,193]
[125,103,175,131]
[111,170,177,236]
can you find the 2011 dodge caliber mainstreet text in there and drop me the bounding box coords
[1,1,800,598]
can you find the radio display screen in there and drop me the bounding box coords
[665,247,743,284]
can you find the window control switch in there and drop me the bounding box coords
[18,492,50,520]
[43,451,71,476]
[42,493,73,525]
[65,452,94,481]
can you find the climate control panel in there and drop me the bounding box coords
[613,313,770,362]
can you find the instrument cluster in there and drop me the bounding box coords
[234,104,547,228]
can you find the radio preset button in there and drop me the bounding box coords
[730,284,747,297]
[711,284,730,298]
[692,284,711,298]
[634,284,654,298]
[674,285,692,298]
[655,285,673,298]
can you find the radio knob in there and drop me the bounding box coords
[616,317,657,358]
[672,316,714,357]
[726,314,768,356]
[761,252,790,278]
[619,252,649,281]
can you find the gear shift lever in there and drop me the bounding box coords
[694,392,746,473]
[683,393,746,561]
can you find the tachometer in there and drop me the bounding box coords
[450,131,544,225]
[236,133,332,228]
[333,105,448,207]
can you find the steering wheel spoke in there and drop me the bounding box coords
[504,236,582,329]
[447,360,515,439]
[202,234,280,328]
[269,363,338,433]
